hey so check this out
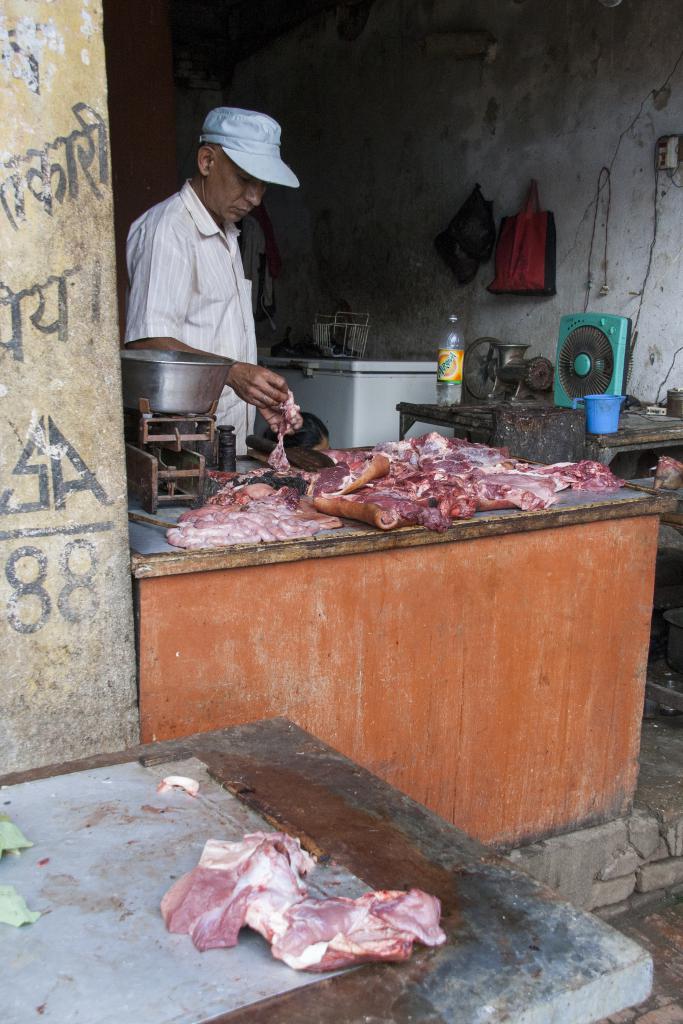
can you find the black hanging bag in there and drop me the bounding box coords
[434,184,496,285]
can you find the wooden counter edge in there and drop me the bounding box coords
[129,491,676,579]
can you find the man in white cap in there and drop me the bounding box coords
[125,107,302,450]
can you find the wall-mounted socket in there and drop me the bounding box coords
[656,135,682,170]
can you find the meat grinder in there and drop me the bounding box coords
[486,343,554,403]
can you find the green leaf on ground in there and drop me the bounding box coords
[0,820,33,857]
[0,885,40,927]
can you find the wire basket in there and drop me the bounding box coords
[313,312,369,358]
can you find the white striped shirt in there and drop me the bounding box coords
[125,180,256,450]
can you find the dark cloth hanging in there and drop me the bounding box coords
[434,184,496,285]
[239,201,284,322]
[252,204,282,279]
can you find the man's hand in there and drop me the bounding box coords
[259,407,286,433]
[226,363,303,432]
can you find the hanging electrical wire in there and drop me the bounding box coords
[626,153,661,384]
[583,167,611,312]
[633,155,660,339]
[572,43,683,252]
[571,44,683,392]
[667,162,683,188]
[655,345,683,404]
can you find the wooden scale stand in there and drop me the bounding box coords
[124,398,218,514]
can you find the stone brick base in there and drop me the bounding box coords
[505,806,683,915]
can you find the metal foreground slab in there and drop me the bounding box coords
[0,720,653,1023]
[0,759,369,1024]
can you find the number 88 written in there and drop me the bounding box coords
[5,539,99,634]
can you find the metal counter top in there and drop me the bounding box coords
[129,486,675,580]
[0,718,653,1024]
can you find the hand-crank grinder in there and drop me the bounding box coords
[463,338,554,403]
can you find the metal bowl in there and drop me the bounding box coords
[120,350,233,415]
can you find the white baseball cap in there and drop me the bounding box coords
[199,107,299,188]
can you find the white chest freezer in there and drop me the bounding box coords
[257,357,438,448]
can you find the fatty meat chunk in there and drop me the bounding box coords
[160,831,447,971]
[270,889,446,971]
[160,832,315,952]
[156,776,199,796]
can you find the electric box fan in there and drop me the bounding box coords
[554,313,631,408]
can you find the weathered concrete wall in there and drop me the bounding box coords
[0,0,138,772]
[228,0,683,401]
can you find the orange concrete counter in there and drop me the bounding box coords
[132,492,670,847]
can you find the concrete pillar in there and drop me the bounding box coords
[0,0,138,772]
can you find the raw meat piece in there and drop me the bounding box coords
[161,831,446,971]
[161,832,314,952]
[413,431,452,458]
[156,776,199,796]
[234,482,278,500]
[359,490,451,530]
[413,433,511,470]
[470,471,560,512]
[199,833,314,879]
[206,434,626,543]
[316,436,625,528]
[654,455,683,490]
[189,885,252,951]
[162,866,236,935]
[202,483,268,513]
[509,463,572,492]
[366,436,623,514]
[370,887,446,945]
[423,481,478,520]
[194,485,301,518]
[193,838,314,951]
[313,490,452,532]
[310,463,354,496]
[373,438,418,461]
[167,487,342,549]
[336,454,391,495]
[535,459,624,491]
[324,449,374,472]
[268,390,301,472]
[270,889,446,971]
[209,470,313,501]
[313,494,403,530]
[167,509,341,548]
[311,454,391,497]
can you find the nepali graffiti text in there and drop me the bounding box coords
[0,103,109,231]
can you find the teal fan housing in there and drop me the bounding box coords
[554,313,632,407]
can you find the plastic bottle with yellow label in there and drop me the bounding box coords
[436,315,464,406]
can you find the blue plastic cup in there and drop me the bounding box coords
[572,394,625,434]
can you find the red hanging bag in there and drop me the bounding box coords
[487,180,556,295]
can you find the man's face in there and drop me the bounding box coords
[200,145,266,224]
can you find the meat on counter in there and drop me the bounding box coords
[165,432,625,548]
[166,484,341,549]
[161,831,446,971]
[312,432,624,531]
